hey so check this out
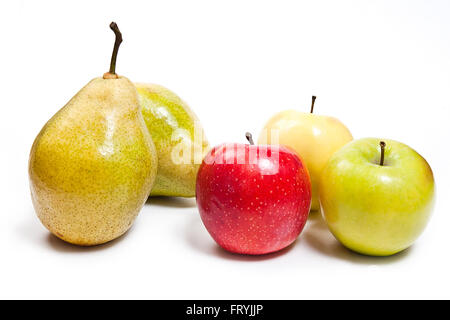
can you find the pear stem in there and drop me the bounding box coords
[108,22,123,75]
[245,132,255,145]
[310,96,317,113]
[379,141,386,166]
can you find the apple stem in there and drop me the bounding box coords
[108,22,123,75]
[245,132,255,145]
[310,96,317,113]
[379,141,386,166]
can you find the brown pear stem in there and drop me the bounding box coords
[310,96,317,113]
[379,141,386,166]
[108,22,123,75]
[245,132,255,145]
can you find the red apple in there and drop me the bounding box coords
[196,133,312,255]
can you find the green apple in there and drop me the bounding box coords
[319,138,435,256]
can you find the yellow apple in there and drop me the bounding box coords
[258,97,353,211]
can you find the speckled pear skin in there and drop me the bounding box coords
[135,83,209,197]
[29,76,158,246]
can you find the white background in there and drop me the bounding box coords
[0,0,449,299]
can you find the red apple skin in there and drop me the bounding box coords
[196,143,312,255]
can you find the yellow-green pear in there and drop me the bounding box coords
[28,23,158,246]
[136,84,209,197]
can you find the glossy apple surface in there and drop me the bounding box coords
[319,138,435,256]
[258,106,352,212]
[196,143,311,255]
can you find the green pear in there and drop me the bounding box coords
[135,83,209,197]
[28,23,158,246]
